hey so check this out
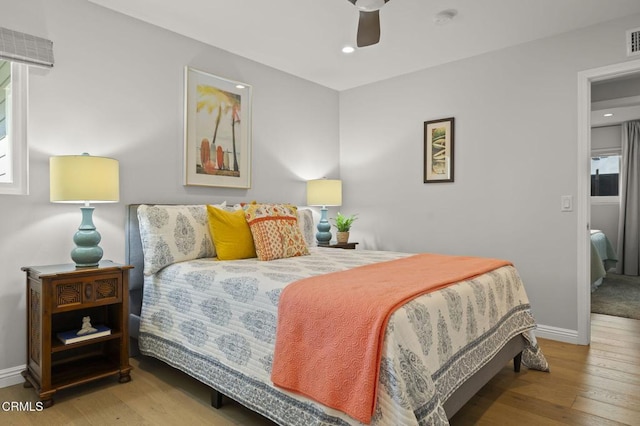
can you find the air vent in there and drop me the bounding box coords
[628,28,640,57]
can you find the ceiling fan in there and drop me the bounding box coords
[347,0,391,47]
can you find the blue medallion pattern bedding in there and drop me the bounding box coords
[138,247,548,425]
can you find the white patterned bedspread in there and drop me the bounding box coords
[139,247,547,425]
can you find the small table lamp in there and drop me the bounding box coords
[307,178,342,245]
[50,153,119,267]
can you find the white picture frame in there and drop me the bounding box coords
[184,67,252,188]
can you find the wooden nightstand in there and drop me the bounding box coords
[21,261,133,408]
[326,242,359,249]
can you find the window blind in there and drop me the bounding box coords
[0,27,54,68]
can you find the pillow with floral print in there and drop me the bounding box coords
[137,204,220,275]
[245,203,309,261]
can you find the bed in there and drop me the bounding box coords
[125,203,548,425]
[590,230,618,292]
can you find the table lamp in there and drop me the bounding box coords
[306,178,342,245]
[50,153,119,267]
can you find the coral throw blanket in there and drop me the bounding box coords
[271,253,511,424]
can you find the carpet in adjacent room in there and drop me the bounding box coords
[591,273,640,320]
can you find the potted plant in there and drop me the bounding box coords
[332,212,358,244]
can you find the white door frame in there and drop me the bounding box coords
[577,58,640,345]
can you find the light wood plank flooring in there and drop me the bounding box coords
[450,313,640,425]
[1,314,638,425]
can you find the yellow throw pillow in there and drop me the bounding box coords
[245,203,309,261]
[206,205,256,260]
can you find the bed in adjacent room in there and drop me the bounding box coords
[590,229,618,292]
[126,203,548,425]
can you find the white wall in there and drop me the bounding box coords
[0,0,339,375]
[339,13,640,336]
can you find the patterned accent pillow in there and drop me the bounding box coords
[245,204,310,261]
[137,204,217,275]
[297,208,315,247]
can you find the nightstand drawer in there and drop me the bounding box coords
[52,273,122,312]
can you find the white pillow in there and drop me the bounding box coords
[297,208,315,247]
[137,204,221,275]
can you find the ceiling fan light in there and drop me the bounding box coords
[342,45,356,53]
[355,0,385,12]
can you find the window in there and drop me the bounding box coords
[0,27,54,195]
[0,60,8,178]
[0,60,28,195]
[591,153,621,199]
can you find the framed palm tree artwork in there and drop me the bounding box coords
[424,117,454,183]
[184,67,252,188]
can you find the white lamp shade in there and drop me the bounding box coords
[50,154,120,203]
[307,179,342,206]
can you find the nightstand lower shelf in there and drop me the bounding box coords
[22,349,132,407]
[51,354,130,389]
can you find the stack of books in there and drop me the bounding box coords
[57,325,111,345]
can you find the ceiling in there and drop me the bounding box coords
[591,75,640,127]
[592,100,640,127]
[88,0,640,91]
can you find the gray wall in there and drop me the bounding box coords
[590,75,640,254]
[339,13,640,335]
[0,0,339,374]
[590,125,622,251]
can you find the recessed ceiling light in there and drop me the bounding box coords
[603,113,614,117]
[342,45,355,54]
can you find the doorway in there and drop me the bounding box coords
[577,59,640,345]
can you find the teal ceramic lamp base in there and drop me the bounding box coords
[315,206,332,246]
[71,206,103,267]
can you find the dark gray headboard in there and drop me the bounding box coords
[125,204,144,356]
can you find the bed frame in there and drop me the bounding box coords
[124,204,524,420]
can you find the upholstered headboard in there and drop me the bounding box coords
[125,204,145,356]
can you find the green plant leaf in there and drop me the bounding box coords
[331,212,358,232]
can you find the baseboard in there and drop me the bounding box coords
[0,364,26,389]
[535,324,579,344]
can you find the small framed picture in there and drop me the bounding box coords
[184,67,252,188]
[424,117,454,183]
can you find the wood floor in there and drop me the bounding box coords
[1,313,638,425]
[450,314,640,425]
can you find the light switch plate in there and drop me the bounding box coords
[561,195,573,212]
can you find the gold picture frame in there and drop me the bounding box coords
[184,67,252,188]
[424,117,454,183]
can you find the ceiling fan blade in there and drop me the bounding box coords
[357,10,381,47]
